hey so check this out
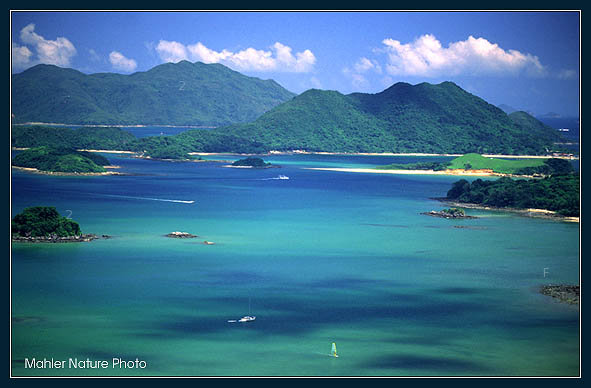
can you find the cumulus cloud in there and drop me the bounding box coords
[381,34,546,77]
[18,23,77,67]
[155,40,189,63]
[353,57,382,74]
[12,41,33,69]
[343,57,383,90]
[109,51,137,72]
[155,40,315,72]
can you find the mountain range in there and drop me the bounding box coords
[11,61,295,126]
[163,81,567,155]
[12,62,568,156]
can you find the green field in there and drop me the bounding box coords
[445,153,547,174]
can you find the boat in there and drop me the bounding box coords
[228,297,256,323]
[331,342,339,358]
[277,175,289,180]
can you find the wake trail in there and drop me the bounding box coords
[97,193,195,204]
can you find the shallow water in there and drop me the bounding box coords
[11,155,579,376]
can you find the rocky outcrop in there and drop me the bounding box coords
[12,234,98,243]
[421,209,478,219]
[540,285,579,305]
[165,231,198,238]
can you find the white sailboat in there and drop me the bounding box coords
[228,297,256,323]
[239,297,256,322]
[331,342,339,358]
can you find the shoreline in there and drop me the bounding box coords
[12,122,217,129]
[436,199,579,223]
[13,148,577,161]
[192,151,578,160]
[303,167,501,176]
[12,234,99,243]
[11,166,126,176]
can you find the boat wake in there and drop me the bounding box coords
[99,194,195,204]
[259,175,290,180]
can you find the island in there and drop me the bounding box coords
[421,208,478,219]
[230,157,276,168]
[12,206,97,243]
[11,146,118,175]
[443,174,579,220]
[540,285,579,305]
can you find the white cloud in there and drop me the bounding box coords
[19,23,76,67]
[155,40,315,73]
[381,34,546,77]
[557,69,577,80]
[155,40,189,63]
[343,57,383,90]
[109,51,137,72]
[353,57,381,74]
[12,41,33,69]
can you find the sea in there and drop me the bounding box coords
[11,154,580,377]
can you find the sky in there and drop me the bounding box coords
[11,11,580,117]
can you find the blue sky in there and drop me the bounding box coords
[11,11,580,116]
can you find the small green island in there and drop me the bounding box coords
[12,206,97,242]
[12,146,114,175]
[231,157,275,168]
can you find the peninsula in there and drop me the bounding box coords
[12,146,115,175]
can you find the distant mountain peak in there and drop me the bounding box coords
[12,62,296,126]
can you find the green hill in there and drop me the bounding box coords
[12,125,137,150]
[446,174,579,216]
[377,153,574,176]
[173,81,567,155]
[12,81,569,157]
[446,153,546,174]
[12,206,82,238]
[12,146,109,173]
[11,61,295,126]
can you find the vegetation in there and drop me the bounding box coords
[446,174,579,216]
[441,208,466,217]
[514,158,574,176]
[12,62,295,126]
[12,146,109,173]
[12,81,570,157]
[196,82,566,155]
[376,154,573,176]
[12,125,137,150]
[232,157,271,167]
[12,206,81,237]
[445,153,546,174]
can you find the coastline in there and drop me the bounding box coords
[14,148,577,161]
[192,151,578,160]
[303,167,500,176]
[11,166,125,176]
[12,122,217,129]
[436,199,579,223]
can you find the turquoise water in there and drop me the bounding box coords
[11,155,579,376]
